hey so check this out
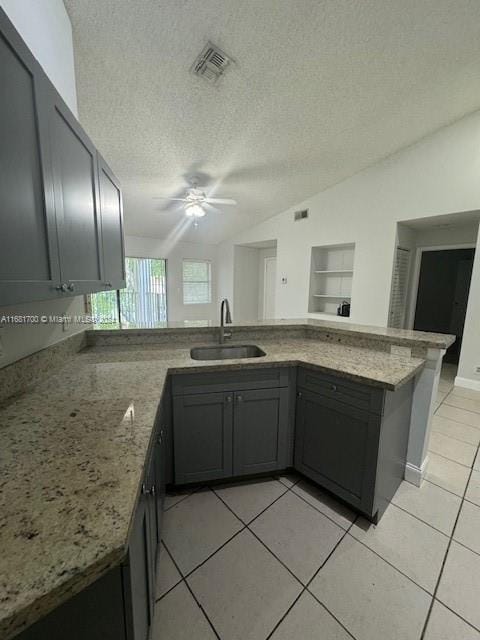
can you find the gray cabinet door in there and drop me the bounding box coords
[294,389,380,515]
[153,426,166,552]
[233,388,289,476]
[0,11,61,305]
[123,493,155,640]
[173,392,233,484]
[48,87,104,295]
[97,153,125,290]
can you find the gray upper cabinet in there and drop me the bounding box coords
[97,154,126,290]
[233,388,289,476]
[0,8,125,306]
[48,90,104,295]
[0,13,60,305]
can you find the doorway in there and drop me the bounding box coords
[263,256,277,319]
[413,248,475,363]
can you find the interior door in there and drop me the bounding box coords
[263,256,277,319]
[414,248,474,363]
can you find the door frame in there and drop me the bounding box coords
[263,256,277,320]
[406,243,476,329]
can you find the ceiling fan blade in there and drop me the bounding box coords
[152,196,188,202]
[205,198,237,206]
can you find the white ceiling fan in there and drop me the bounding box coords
[153,181,237,219]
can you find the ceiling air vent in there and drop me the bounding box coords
[294,209,309,221]
[191,42,232,84]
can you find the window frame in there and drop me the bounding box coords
[88,256,168,326]
[182,258,212,305]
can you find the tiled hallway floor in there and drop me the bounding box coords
[153,365,480,640]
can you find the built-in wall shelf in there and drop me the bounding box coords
[308,243,355,316]
[314,270,353,275]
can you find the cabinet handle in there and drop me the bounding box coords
[297,391,302,398]
[67,283,75,292]
[56,283,67,292]
[330,384,337,392]
[237,395,243,402]
[142,483,156,497]
[105,282,112,287]
[226,396,232,403]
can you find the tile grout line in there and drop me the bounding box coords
[419,431,480,639]
[340,530,435,598]
[160,538,223,639]
[164,477,357,640]
[388,500,454,538]
[265,515,359,640]
[426,448,475,469]
[211,481,307,587]
[441,400,480,417]
[430,426,480,447]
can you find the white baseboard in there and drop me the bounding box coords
[404,457,428,487]
[454,376,480,391]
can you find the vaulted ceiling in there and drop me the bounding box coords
[64,0,480,244]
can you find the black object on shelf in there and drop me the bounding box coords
[337,301,351,317]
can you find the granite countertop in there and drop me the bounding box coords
[0,335,425,639]
[90,317,456,349]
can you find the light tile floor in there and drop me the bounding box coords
[153,363,480,639]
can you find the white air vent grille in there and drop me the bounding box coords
[192,42,232,83]
[294,209,309,221]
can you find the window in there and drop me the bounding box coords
[183,260,212,304]
[89,257,167,327]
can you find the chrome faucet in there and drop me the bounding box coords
[219,298,232,344]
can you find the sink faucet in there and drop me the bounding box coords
[219,298,232,344]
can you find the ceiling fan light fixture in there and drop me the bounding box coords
[185,203,205,218]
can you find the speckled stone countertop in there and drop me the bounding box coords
[0,336,425,639]
[90,317,456,350]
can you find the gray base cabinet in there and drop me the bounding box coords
[233,388,289,476]
[172,369,292,485]
[294,367,413,521]
[295,388,380,515]
[173,391,234,484]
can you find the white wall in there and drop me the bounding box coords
[0,0,85,368]
[218,111,480,386]
[0,0,77,115]
[460,224,480,386]
[125,236,218,323]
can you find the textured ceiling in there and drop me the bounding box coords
[64,0,480,244]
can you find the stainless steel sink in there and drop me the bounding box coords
[190,344,266,361]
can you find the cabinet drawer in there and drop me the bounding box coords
[297,367,384,415]
[172,367,290,396]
